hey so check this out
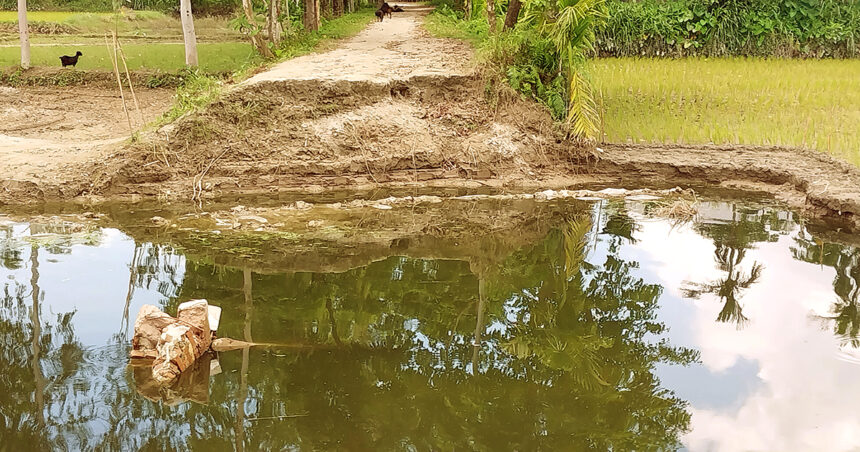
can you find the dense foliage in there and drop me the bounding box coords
[429,0,607,140]
[597,0,860,57]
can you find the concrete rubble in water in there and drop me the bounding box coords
[130,299,221,384]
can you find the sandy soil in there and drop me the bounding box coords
[0,5,858,232]
[0,85,174,194]
[245,5,472,85]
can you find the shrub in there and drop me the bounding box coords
[597,0,860,58]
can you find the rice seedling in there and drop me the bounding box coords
[592,57,860,166]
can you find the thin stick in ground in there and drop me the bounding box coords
[106,32,133,136]
[115,37,145,127]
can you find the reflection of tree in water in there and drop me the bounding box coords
[792,230,860,346]
[1,206,698,450]
[169,211,694,450]
[119,243,185,339]
[0,224,191,449]
[682,205,786,328]
[0,223,24,270]
[0,244,86,450]
[683,245,763,328]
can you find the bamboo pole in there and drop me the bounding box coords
[115,37,145,127]
[106,32,133,136]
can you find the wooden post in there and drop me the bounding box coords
[18,0,29,69]
[179,0,199,67]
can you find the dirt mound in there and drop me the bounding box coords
[95,73,572,198]
[91,5,573,198]
[594,143,860,229]
[0,84,174,200]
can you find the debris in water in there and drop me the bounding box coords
[130,300,222,384]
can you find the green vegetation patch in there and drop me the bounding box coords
[597,0,860,58]
[0,11,113,22]
[593,57,860,166]
[0,41,259,72]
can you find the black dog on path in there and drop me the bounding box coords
[376,2,394,21]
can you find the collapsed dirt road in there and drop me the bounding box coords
[0,5,859,231]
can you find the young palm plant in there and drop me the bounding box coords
[523,0,607,140]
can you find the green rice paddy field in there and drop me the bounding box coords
[0,41,258,72]
[0,11,113,22]
[593,58,860,166]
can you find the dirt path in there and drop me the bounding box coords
[245,5,472,85]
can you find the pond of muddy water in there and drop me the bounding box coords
[1,193,858,451]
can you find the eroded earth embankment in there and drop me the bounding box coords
[1,4,858,231]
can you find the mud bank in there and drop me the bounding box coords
[1,75,858,231]
[0,5,857,231]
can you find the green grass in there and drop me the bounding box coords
[0,41,259,72]
[0,11,115,22]
[277,7,377,58]
[423,8,487,46]
[592,58,860,166]
[0,10,238,39]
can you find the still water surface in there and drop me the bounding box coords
[1,196,858,451]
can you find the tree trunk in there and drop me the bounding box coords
[465,0,471,20]
[267,0,283,47]
[503,0,520,30]
[179,0,199,66]
[486,0,496,33]
[244,0,274,56]
[347,0,353,13]
[333,0,343,17]
[315,0,321,29]
[18,0,29,69]
[304,0,319,31]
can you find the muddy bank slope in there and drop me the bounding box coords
[0,5,858,230]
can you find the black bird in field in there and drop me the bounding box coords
[60,51,83,68]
